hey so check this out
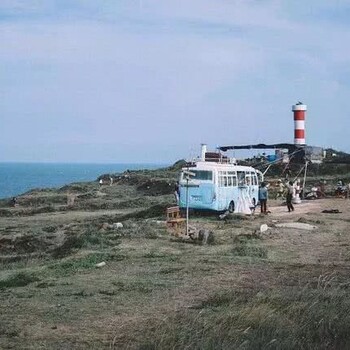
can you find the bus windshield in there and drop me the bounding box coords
[184,170,213,181]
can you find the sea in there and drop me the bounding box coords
[0,163,166,199]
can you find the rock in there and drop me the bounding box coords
[95,191,107,197]
[101,223,111,230]
[101,222,123,230]
[219,211,229,220]
[112,223,123,229]
[275,222,317,230]
[198,229,214,244]
[260,224,269,233]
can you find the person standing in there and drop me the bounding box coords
[276,179,285,200]
[258,182,268,214]
[286,181,295,212]
[174,181,180,204]
[11,197,17,207]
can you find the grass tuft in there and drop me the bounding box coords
[51,235,84,258]
[111,279,168,294]
[0,272,40,289]
[232,237,268,259]
[137,286,350,350]
[48,252,126,276]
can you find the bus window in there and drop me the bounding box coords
[237,171,245,185]
[190,170,213,181]
[246,175,252,186]
[252,173,258,185]
[223,176,228,187]
[232,177,237,186]
[228,177,232,186]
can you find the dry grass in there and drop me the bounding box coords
[1,185,350,349]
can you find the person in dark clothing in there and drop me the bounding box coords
[11,197,17,207]
[284,166,292,180]
[286,181,295,212]
[258,182,268,214]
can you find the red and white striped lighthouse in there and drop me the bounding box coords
[292,102,307,145]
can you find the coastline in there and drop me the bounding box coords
[0,162,167,199]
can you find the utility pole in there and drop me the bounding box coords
[183,169,195,236]
[186,176,189,236]
[302,161,309,199]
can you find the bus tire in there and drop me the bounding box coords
[228,201,235,213]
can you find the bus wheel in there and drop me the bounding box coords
[228,201,235,213]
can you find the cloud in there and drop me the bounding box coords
[1,0,350,162]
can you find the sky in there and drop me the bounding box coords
[1,0,350,163]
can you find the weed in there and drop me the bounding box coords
[0,209,13,217]
[120,204,171,220]
[193,290,255,309]
[143,250,179,262]
[159,267,183,274]
[51,235,84,258]
[137,286,350,350]
[42,226,57,233]
[48,252,125,276]
[80,227,121,248]
[232,237,268,259]
[71,290,93,297]
[0,272,40,289]
[99,289,118,296]
[120,220,167,239]
[111,279,167,293]
[36,281,56,288]
[144,230,159,239]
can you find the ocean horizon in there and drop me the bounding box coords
[0,162,167,199]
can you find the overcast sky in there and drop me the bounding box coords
[1,0,350,163]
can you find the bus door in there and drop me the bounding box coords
[227,171,238,209]
[236,170,249,209]
[249,172,259,205]
[217,171,228,211]
[244,172,253,204]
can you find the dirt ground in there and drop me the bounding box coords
[1,197,350,349]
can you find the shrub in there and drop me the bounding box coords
[49,252,126,276]
[232,237,268,259]
[136,286,350,350]
[0,272,39,289]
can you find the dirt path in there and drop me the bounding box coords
[267,198,348,218]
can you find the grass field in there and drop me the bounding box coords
[1,171,350,349]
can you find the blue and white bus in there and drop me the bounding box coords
[179,160,263,213]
